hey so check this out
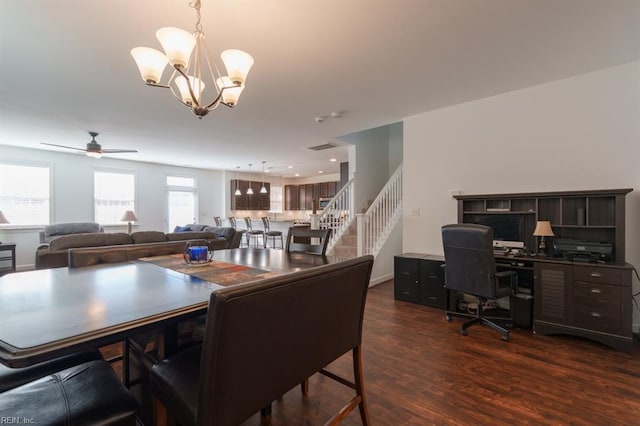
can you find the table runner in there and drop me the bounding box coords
[139,254,281,286]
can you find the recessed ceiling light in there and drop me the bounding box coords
[318,170,324,174]
[265,169,270,173]
[329,158,336,162]
[288,166,293,169]
[294,173,300,177]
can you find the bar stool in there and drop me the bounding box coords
[262,217,283,249]
[228,217,247,248]
[244,217,264,248]
[214,216,222,226]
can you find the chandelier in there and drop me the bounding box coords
[130,0,254,118]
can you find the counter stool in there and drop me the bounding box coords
[229,217,247,248]
[214,216,222,226]
[244,217,264,248]
[262,217,283,249]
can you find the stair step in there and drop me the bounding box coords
[332,245,357,258]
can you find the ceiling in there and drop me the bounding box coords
[1,0,639,177]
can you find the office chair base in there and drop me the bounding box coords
[460,316,510,341]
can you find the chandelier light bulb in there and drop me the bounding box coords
[130,47,168,84]
[155,27,196,69]
[221,49,254,85]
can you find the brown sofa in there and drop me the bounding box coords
[35,227,242,270]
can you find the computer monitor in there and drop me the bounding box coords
[468,214,524,248]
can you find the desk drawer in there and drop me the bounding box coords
[572,303,622,333]
[573,266,622,285]
[573,281,621,305]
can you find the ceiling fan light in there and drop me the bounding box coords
[175,75,205,104]
[156,27,196,69]
[86,151,102,159]
[220,49,254,85]
[216,77,244,106]
[130,47,168,84]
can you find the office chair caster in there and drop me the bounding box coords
[501,332,509,341]
[460,327,468,336]
[446,313,452,322]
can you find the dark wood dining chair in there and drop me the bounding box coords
[228,216,247,247]
[285,227,332,255]
[149,255,374,426]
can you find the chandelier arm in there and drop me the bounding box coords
[144,82,171,89]
[174,65,202,108]
[203,90,224,110]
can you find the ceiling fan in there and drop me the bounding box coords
[42,131,138,158]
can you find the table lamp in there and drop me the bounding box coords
[533,220,554,255]
[120,210,138,235]
[0,210,8,244]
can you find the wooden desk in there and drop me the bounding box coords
[0,249,343,368]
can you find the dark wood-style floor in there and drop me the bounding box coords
[104,280,640,425]
[240,281,640,425]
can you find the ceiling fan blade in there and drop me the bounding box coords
[100,149,138,153]
[41,142,87,152]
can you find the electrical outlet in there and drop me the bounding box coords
[411,208,420,216]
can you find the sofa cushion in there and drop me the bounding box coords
[48,233,131,251]
[131,231,167,244]
[41,222,103,243]
[173,224,208,232]
[166,231,217,242]
[205,226,236,240]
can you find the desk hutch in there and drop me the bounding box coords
[394,188,634,352]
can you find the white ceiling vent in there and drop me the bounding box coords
[308,143,337,151]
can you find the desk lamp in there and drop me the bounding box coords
[0,211,8,244]
[121,210,138,235]
[533,220,554,255]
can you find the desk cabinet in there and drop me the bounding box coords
[0,243,16,276]
[394,254,446,309]
[534,262,632,352]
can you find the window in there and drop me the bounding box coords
[269,185,283,213]
[94,171,135,224]
[167,175,196,232]
[0,162,50,226]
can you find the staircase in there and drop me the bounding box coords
[322,164,403,258]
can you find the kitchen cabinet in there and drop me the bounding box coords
[284,181,340,210]
[230,180,270,210]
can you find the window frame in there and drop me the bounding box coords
[0,159,53,229]
[166,174,198,232]
[93,168,137,226]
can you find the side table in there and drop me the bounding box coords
[0,243,16,275]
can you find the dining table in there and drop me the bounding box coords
[0,248,344,369]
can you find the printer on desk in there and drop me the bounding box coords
[551,238,613,262]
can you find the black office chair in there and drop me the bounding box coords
[441,224,517,341]
[285,227,331,255]
[261,216,283,249]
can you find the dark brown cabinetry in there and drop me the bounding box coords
[455,188,631,260]
[534,261,632,352]
[230,180,270,210]
[284,181,340,210]
[394,254,446,309]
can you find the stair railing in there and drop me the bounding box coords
[314,177,355,250]
[357,164,403,256]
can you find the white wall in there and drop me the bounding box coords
[403,61,640,328]
[0,145,226,270]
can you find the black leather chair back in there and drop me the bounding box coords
[196,255,374,426]
[442,224,498,299]
[285,227,331,255]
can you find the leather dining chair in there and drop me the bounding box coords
[149,255,374,426]
[261,216,283,249]
[441,223,517,341]
[285,227,331,255]
[0,360,139,424]
[244,216,264,248]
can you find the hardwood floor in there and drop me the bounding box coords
[240,280,640,425]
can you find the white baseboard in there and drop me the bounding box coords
[370,273,393,287]
[16,263,35,272]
